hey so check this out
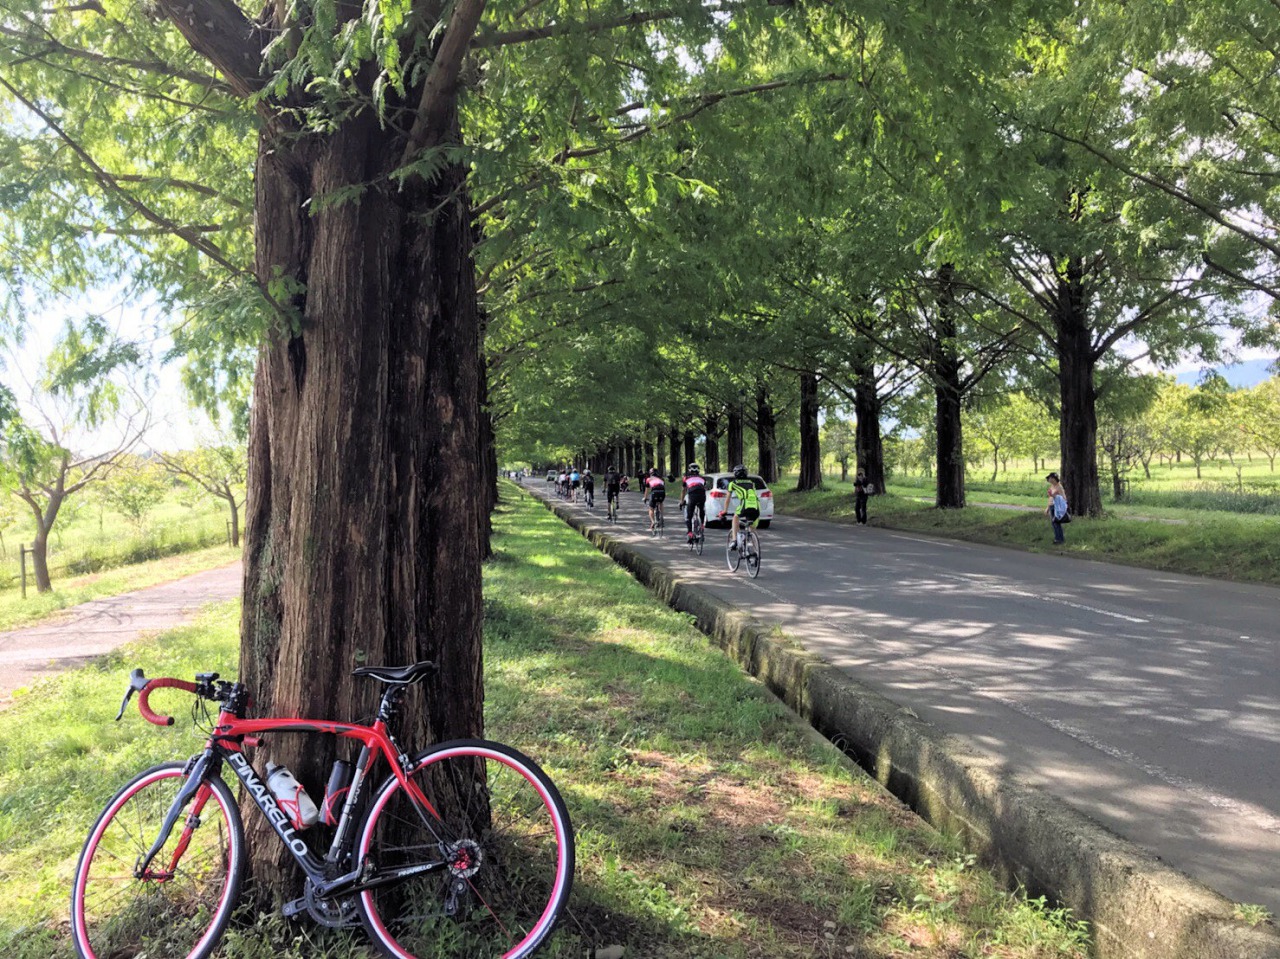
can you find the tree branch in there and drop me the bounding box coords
[402,0,489,166]
[152,0,271,99]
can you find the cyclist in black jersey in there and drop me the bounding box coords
[679,463,708,542]
[604,466,622,512]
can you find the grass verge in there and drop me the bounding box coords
[774,481,1280,587]
[0,543,240,632]
[0,487,1090,958]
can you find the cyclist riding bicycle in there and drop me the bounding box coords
[679,462,708,542]
[604,465,622,511]
[582,469,595,506]
[725,464,760,550]
[644,468,667,530]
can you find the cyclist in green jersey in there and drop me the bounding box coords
[725,464,760,549]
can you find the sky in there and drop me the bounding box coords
[6,287,217,454]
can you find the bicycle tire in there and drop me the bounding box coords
[745,529,761,578]
[71,762,245,959]
[725,532,742,571]
[356,739,574,959]
[692,516,704,555]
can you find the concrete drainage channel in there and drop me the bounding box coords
[527,489,1280,959]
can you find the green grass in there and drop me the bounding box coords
[0,493,232,592]
[0,485,1092,959]
[0,543,239,632]
[774,478,1280,585]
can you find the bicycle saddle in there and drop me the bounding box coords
[352,661,439,685]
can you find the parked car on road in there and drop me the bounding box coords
[546,470,556,482]
[702,472,773,529]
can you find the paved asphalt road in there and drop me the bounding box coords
[528,482,1280,915]
[0,562,242,705]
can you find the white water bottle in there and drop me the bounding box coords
[265,763,320,829]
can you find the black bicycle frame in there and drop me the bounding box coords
[219,741,449,897]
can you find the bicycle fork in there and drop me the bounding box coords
[134,752,218,881]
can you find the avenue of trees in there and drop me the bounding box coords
[1,0,1277,888]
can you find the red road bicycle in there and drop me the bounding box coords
[70,662,574,959]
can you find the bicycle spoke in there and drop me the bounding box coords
[358,742,573,959]
[73,764,244,959]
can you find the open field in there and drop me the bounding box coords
[0,486,1090,959]
[0,491,233,594]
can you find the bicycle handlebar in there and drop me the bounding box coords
[138,677,199,726]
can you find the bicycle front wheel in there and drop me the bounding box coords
[71,762,244,959]
[357,739,575,959]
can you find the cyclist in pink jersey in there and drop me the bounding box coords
[679,463,708,542]
[644,468,667,530]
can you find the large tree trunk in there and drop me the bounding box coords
[669,426,681,478]
[932,266,965,509]
[239,109,484,893]
[656,427,667,477]
[704,410,721,472]
[796,372,823,490]
[684,431,696,468]
[934,381,965,508]
[852,359,886,496]
[756,384,779,484]
[727,402,744,468]
[1055,258,1103,517]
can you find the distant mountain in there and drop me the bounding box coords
[1174,357,1276,389]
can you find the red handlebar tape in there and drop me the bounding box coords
[138,678,198,726]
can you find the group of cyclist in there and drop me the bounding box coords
[549,461,761,547]
[553,467,594,505]
[640,463,760,547]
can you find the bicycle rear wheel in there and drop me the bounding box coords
[692,516,704,555]
[745,529,761,578]
[725,531,742,571]
[357,739,574,959]
[71,762,244,959]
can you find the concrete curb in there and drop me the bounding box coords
[528,489,1280,959]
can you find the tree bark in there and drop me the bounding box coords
[704,410,721,472]
[796,372,823,490]
[1054,257,1103,517]
[852,358,886,496]
[684,430,696,468]
[932,266,966,509]
[238,108,484,892]
[727,402,744,469]
[221,485,241,547]
[756,384,778,484]
[669,426,681,478]
[656,427,667,477]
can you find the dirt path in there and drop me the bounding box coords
[0,561,242,706]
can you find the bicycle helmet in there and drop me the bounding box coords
[686,463,700,474]
[732,464,748,479]
[649,468,660,477]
